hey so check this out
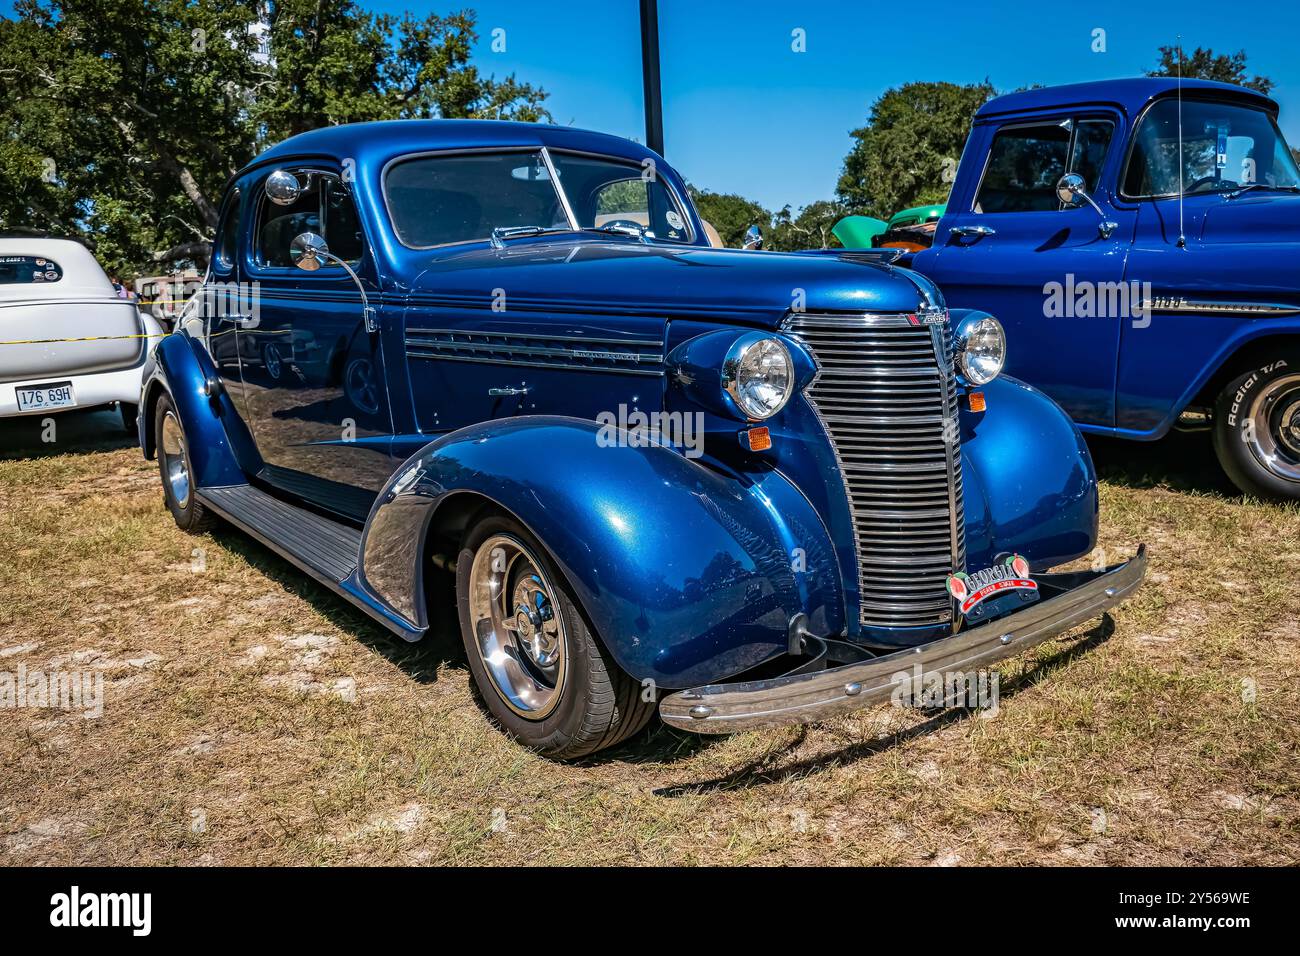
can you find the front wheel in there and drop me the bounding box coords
[1212,350,1300,500]
[455,514,655,760]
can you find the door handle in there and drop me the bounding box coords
[949,224,996,238]
[488,386,529,397]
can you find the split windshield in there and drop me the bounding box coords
[1123,98,1300,197]
[384,148,694,248]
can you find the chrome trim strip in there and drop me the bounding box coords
[930,322,963,579]
[660,546,1148,733]
[1140,298,1300,316]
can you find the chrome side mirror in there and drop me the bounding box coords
[290,232,329,271]
[742,224,763,250]
[289,232,378,333]
[1055,173,1118,239]
[265,169,303,206]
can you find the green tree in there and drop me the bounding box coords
[0,0,548,275]
[766,199,846,251]
[836,80,995,218]
[1148,46,1274,94]
[687,184,769,248]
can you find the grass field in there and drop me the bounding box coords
[1,408,1297,865]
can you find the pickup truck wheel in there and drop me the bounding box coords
[456,515,655,760]
[1213,351,1300,500]
[155,395,216,533]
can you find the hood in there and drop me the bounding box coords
[1201,191,1300,243]
[404,238,937,328]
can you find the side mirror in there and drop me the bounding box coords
[1055,173,1118,239]
[742,224,763,250]
[265,169,302,206]
[290,232,329,272]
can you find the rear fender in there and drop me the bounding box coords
[357,416,844,689]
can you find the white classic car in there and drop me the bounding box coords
[1,238,163,431]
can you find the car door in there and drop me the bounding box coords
[920,114,1135,427]
[236,165,395,521]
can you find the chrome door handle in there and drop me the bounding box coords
[949,224,996,238]
[488,386,529,397]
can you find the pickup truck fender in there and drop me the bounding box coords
[138,332,255,487]
[357,416,845,689]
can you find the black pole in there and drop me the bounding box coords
[639,0,665,155]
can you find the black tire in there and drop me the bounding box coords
[119,401,139,436]
[455,513,656,760]
[154,394,216,534]
[1212,349,1300,500]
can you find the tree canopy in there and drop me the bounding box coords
[836,80,995,218]
[0,0,548,274]
[1148,45,1274,94]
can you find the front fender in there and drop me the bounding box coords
[960,375,1098,571]
[358,416,844,689]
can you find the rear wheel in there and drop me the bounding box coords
[455,513,655,760]
[119,401,138,436]
[1212,349,1300,500]
[155,394,215,533]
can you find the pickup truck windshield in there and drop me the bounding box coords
[1123,99,1300,197]
[385,149,695,248]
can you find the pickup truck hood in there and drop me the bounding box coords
[404,239,936,327]
[1200,191,1300,243]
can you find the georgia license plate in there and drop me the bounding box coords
[15,381,76,412]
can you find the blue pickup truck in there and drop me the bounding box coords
[140,120,1143,758]
[905,78,1300,499]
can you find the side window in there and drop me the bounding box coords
[595,179,650,224]
[975,119,1115,214]
[214,190,240,272]
[256,170,364,268]
[975,123,1070,213]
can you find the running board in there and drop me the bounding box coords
[197,484,362,584]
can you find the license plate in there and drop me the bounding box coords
[15,381,76,412]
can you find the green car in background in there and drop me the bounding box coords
[833,202,946,252]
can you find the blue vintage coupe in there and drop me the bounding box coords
[140,120,1144,758]
[910,78,1300,499]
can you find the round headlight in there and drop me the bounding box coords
[723,336,794,420]
[955,315,1006,386]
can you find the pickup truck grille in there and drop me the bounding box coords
[783,311,965,630]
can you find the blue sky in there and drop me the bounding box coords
[9,0,1299,210]
[383,0,1300,210]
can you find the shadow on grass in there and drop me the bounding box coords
[0,406,135,460]
[650,615,1117,795]
[208,524,462,685]
[1086,430,1238,497]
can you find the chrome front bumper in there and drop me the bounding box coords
[659,546,1148,733]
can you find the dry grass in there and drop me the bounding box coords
[0,409,1297,866]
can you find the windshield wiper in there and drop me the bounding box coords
[584,222,649,241]
[1227,183,1300,198]
[489,225,574,249]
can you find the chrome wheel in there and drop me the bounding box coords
[467,534,568,720]
[159,410,191,508]
[1245,373,1300,483]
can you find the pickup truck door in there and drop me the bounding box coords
[918,114,1136,427]
[235,167,395,521]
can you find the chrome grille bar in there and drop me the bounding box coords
[783,311,966,629]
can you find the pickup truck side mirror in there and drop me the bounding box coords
[1055,173,1118,240]
[742,224,764,250]
[289,232,378,333]
[265,169,303,206]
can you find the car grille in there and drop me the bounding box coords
[783,310,965,629]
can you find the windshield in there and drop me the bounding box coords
[384,148,695,248]
[1123,98,1300,197]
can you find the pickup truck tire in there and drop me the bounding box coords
[155,394,216,533]
[1212,351,1300,500]
[119,401,139,436]
[456,514,656,760]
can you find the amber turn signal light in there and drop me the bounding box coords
[968,391,986,413]
[741,426,772,452]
